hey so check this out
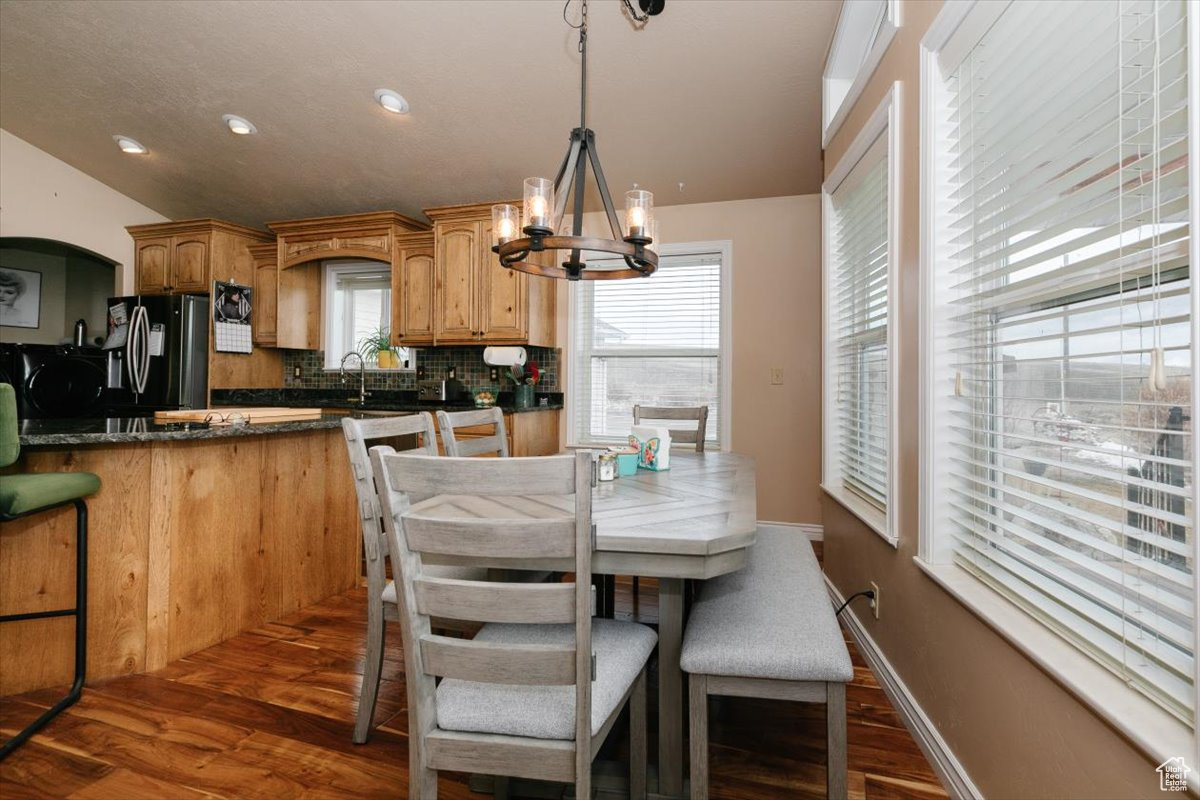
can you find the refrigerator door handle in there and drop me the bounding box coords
[125,305,141,395]
[137,306,152,395]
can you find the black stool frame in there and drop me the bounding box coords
[0,498,88,760]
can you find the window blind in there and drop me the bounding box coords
[829,132,890,508]
[571,252,723,446]
[939,0,1193,720]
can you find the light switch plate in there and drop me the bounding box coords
[770,367,784,385]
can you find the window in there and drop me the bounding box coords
[922,0,1195,736]
[822,86,898,543]
[823,0,900,146]
[569,243,730,449]
[322,261,411,370]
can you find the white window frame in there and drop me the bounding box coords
[822,83,901,546]
[321,260,412,372]
[822,0,900,148]
[565,240,733,452]
[916,0,1200,780]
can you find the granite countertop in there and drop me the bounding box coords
[18,412,347,447]
[210,388,565,414]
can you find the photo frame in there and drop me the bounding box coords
[0,267,42,329]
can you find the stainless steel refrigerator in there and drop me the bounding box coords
[103,294,209,414]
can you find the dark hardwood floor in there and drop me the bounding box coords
[1,565,948,799]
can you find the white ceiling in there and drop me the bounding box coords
[0,0,839,229]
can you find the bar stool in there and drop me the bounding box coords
[0,383,100,760]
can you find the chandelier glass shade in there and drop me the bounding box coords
[492,0,657,281]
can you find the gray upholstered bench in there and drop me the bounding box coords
[681,528,853,799]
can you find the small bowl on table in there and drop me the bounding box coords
[472,385,499,408]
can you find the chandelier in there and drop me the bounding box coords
[491,0,661,280]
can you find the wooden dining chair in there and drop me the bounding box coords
[632,404,710,452]
[341,412,487,744]
[371,449,656,799]
[436,407,509,457]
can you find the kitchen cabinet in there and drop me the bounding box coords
[127,219,271,296]
[391,231,435,346]
[248,242,278,346]
[425,201,557,347]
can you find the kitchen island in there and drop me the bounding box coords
[1,413,359,695]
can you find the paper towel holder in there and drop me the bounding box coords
[483,346,527,367]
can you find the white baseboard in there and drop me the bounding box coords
[757,520,824,541]
[825,577,983,800]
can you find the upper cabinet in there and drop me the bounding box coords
[128,220,271,296]
[392,231,436,347]
[248,242,278,347]
[425,202,556,347]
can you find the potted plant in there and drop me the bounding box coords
[358,327,396,368]
[508,360,540,408]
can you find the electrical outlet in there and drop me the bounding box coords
[770,367,784,385]
[490,366,499,381]
[869,581,881,619]
[292,365,302,380]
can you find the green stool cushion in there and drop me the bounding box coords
[0,383,18,468]
[0,472,101,517]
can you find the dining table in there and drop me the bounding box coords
[419,450,758,798]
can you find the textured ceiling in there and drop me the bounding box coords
[0,0,838,229]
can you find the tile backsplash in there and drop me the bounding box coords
[282,346,560,392]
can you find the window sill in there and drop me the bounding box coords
[821,483,897,547]
[915,557,1195,786]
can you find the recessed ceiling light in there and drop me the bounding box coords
[112,135,148,155]
[374,89,409,115]
[222,114,257,135]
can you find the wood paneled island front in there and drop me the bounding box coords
[0,415,358,696]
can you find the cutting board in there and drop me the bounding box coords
[153,407,323,424]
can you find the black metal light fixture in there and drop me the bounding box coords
[491,0,661,281]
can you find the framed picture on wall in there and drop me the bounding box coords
[0,267,42,329]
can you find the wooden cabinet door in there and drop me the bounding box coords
[135,238,172,295]
[478,220,527,342]
[252,258,278,345]
[393,244,435,346]
[171,235,210,293]
[435,222,478,343]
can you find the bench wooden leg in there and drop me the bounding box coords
[631,668,647,800]
[689,674,708,800]
[826,681,847,800]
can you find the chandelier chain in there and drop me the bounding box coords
[563,0,588,128]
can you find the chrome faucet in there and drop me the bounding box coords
[340,351,371,405]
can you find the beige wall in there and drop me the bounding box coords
[823,2,1167,797]
[0,129,168,294]
[557,195,823,524]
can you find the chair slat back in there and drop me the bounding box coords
[632,404,709,452]
[420,634,576,685]
[404,515,576,560]
[372,449,594,753]
[341,412,439,566]
[437,407,509,457]
[415,576,576,624]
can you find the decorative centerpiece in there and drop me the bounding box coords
[508,360,540,409]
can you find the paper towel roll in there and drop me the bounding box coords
[482,346,527,367]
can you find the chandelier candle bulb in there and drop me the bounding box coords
[492,204,520,246]
[523,177,555,233]
[625,189,654,241]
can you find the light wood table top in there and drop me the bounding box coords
[408,451,757,568]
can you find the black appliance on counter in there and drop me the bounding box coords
[0,343,110,419]
[103,294,209,415]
